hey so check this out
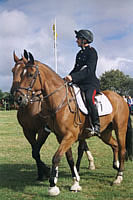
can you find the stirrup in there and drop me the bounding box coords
[86,127,101,137]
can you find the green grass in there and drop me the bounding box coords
[0,110,133,200]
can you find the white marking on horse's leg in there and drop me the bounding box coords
[113,172,123,185]
[70,166,82,192]
[74,166,80,181]
[85,151,95,170]
[54,166,58,184]
[114,160,120,169]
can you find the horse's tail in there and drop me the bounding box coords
[125,113,133,161]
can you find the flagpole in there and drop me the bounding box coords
[53,18,58,73]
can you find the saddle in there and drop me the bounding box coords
[72,85,112,116]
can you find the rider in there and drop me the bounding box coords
[65,29,100,136]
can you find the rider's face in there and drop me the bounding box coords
[76,38,82,47]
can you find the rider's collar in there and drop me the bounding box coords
[81,45,90,51]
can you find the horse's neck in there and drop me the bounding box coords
[41,65,63,92]
[41,66,65,109]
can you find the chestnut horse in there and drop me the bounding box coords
[11,52,51,180]
[11,51,95,180]
[15,52,133,196]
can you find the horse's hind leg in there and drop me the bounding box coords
[48,133,80,196]
[76,140,95,172]
[83,141,95,170]
[101,129,119,170]
[113,126,127,185]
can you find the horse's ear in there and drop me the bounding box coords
[22,55,28,64]
[13,51,19,63]
[24,49,28,60]
[29,52,34,64]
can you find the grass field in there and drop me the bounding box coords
[0,110,133,200]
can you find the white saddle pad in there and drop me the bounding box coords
[73,85,112,116]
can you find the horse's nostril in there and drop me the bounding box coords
[18,96,22,103]
[14,96,23,105]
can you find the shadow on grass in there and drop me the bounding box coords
[0,163,117,198]
[79,166,116,186]
[0,164,38,189]
[0,163,72,192]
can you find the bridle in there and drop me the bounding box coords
[16,65,43,103]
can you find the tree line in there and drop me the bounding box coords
[100,69,133,96]
[0,69,133,110]
[0,90,15,110]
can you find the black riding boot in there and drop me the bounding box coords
[86,104,100,137]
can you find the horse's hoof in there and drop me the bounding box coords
[88,164,95,170]
[112,175,123,185]
[70,180,82,192]
[48,186,60,196]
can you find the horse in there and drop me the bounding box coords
[11,51,95,181]
[11,52,51,180]
[14,52,133,196]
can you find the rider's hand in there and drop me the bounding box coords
[64,75,72,82]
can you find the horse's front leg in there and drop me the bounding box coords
[48,134,79,196]
[32,128,51,180]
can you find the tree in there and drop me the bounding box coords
[0,91,16,110]
[0,89,4,99]
[100,69,130,95]
[128,78,133,97]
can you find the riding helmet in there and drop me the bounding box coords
[75,29,93,43]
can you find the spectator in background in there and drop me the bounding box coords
[123,95,127,103]
[127,96,132,114]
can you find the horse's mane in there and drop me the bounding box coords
[34,60,64,83]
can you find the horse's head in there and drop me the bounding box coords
[14,52,43,107]
[10,50,28,95]
[15,51,64,107]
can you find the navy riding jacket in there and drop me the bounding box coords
[69,45,100,91]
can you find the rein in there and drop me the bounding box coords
[66,84,82,125]
[41,82,82,125]
[43,84,65,99]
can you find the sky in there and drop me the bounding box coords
[0,0,133,92]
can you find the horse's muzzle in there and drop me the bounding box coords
[15,94,29,107]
